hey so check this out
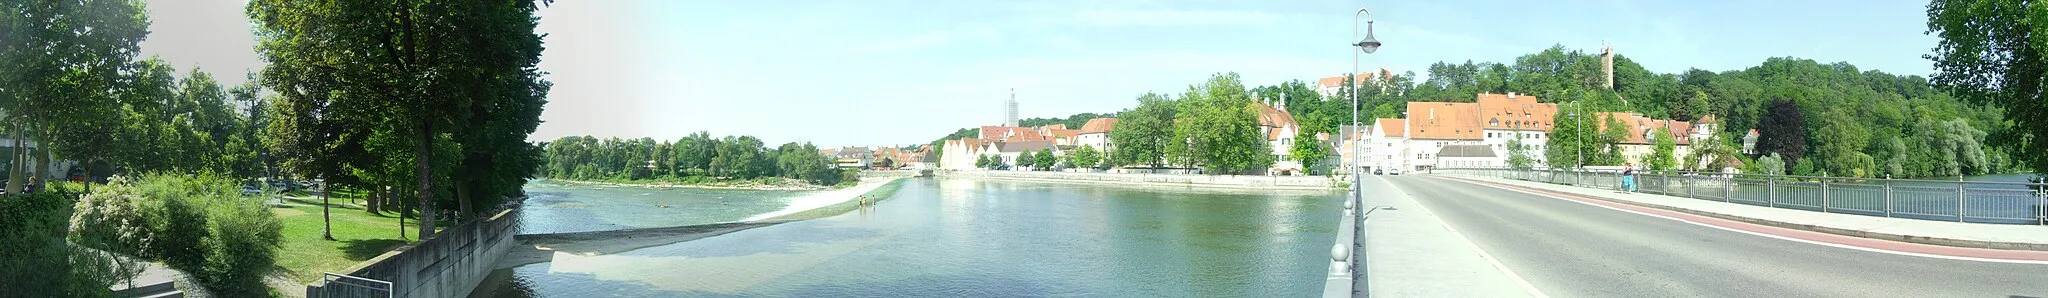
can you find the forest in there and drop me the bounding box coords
[538,132,855,187]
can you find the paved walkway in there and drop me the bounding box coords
[1441,174,2048,250]
[1359,175,1541,297]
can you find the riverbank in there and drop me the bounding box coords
[941,170,1339,190]
[539,177,841,191]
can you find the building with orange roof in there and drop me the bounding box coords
[1076,118,1119,154]
[1314,69,1395,98]
[1253,101,1307,174]
[1476,93,1559,166]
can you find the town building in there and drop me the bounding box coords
[1434,144,1500,168]
[939,138,987,170]
[1314,69,1394,99]
[833,146,873,169]
[1253,100,1303,174]
[1475,93,1557,166]
[984,140,1057,171]
[1076,118,1119,154]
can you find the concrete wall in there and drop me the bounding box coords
[307,201,522,298]
[943,170,1336,189]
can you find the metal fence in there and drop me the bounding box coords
[312,272,393,298]
[1435,167,2048,225]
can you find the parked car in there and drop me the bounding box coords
[1387,169,1402,175]
[1373,169,1384,175]
[241,185,263,195]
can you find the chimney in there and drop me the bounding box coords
[1279,93,1287,112]
[1508,92,1516,99]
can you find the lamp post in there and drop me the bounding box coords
[1351,7,1379,180]
[1346,7,1379,294]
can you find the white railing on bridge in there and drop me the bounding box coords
[1432,167,2048,225]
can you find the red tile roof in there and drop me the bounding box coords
[1407,101,1483,140]
[1598,112,1692,145]
[1376,118,1406,137]
[1475,93,1558,131]
[1079,118,1119,134]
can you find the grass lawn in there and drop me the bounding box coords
[270,190,437,284]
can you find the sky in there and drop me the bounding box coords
[140,0,1940,148]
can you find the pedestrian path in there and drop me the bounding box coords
[1360,175,1541,297]
[1442,174,2048,250]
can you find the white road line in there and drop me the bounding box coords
[1441,176,2048,265]
[1376,176,1551,298]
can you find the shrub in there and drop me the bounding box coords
[838,168,861,187]
[7,193,122,297]
[200,189,283,297]
[67,174,283,296]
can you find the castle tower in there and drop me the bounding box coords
[1602,43,1615,90]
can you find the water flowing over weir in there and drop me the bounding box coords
[473,178,1343,297]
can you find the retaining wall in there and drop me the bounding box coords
[943,170,1336,189]
[306,201,522,298]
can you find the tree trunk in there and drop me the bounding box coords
[456,180,472,223]
[322,174,334,241]
[415,121,436,238]
[397,185,407,240]
[35,138,49,186]
[366,185,382,215]
[7,122,22,195]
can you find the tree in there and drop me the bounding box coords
[1915,118,1989,177]
[249,0,551,237]
[1110,92,1176,168]
[1174,73,1272,174]
[1756,153,1787,176]
[1592,113,1630,166]
[1544,106,1590,169]
[1035,148,1056,170]
[1755,99,1808,165]
[1073,145,1102,169]
[0,0,149,194]
[1289,128,1330,174]
[1016,151,1034,170]
[1647,127,1677,171]
[1505,137,1535,170]
[975,154,990,169]
[1926,0,2048,176]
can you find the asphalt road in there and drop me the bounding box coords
[1381,175,2048,297]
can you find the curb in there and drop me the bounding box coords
[1436,175,2048,252]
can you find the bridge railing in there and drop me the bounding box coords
[1433,167,2048,225]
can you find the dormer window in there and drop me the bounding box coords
[1490,118,1498,127]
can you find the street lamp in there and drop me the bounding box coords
[1351,7,1379,180]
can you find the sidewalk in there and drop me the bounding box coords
[1442,175,2048,250]
[1360,176,1539,297]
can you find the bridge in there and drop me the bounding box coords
[1326,168,2048,297]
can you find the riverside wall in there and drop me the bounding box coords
[306,201,522,298]
[941,170,1337,189]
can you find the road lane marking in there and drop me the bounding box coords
[1440,176,2048,265]
[1376,176,1552,298]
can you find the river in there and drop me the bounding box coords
[481,178,1343,297]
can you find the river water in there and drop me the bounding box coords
[517,180,812,234]
[487,178,1342,297]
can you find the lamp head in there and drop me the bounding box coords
[1355,21,1382,54]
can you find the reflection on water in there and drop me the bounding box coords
[517,180,811,234]
[488,178,1343,297]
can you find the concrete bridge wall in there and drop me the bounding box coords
[306,202,522,298]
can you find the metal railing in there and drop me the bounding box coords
[1435,167,2048,225]
[311,271,394,298]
